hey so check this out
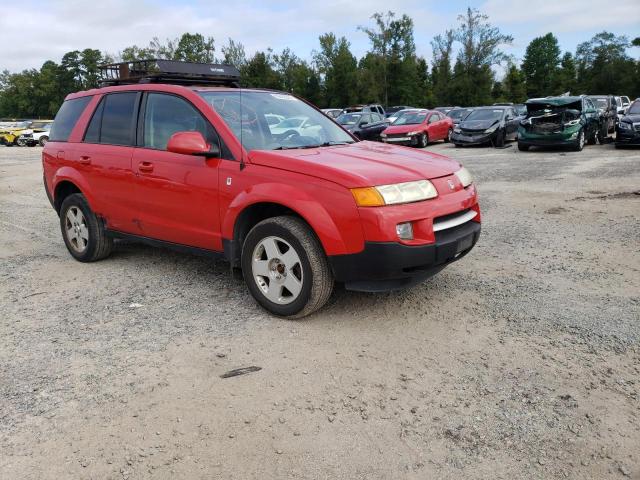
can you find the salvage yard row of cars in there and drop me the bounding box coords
[0,119,52,146]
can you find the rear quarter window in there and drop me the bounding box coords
[49,96,92,142]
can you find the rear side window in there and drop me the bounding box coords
[83,92,138,145]
[49,96,92,142]
[143,93,220,151]
[100,93,138,145]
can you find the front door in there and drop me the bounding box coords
[132,92,222,251]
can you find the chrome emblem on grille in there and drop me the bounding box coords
[447,179,455,190]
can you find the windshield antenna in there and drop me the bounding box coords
[239,83,246,171]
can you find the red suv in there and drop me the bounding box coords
[43,61,481,318]
[380,109,454,147]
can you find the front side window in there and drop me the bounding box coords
[50,96,92,142]
[198,90,354,151]
[628,101,640,115]
[143,93,219,151]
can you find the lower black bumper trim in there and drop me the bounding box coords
[328,221,481,292]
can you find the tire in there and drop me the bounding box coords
[417,133,428,148]
[494,129,505,148]
[16,138,27,147]
[59,193,113,262]
[517,142,529,151]
[39,136,49,147]
[572,129,585,151]
[444,128,452,143]
[241,216,333,319]
[587,129,597,145]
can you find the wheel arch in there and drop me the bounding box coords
[51,168,96,215]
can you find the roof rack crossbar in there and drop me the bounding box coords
[98,59,241,87]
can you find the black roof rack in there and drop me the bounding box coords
[98,59,240,87]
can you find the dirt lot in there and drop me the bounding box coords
[1,141,638,480]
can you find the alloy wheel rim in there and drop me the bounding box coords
[579,131,585,148]
[251,236,303,305]
[65,206,89,253]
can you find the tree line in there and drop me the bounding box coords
[1,8,639,119]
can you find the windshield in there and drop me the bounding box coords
[628,101,640,115]
[199,90,354,150]
[336,113,362,125]
[465,109,504,121]
[393,112,427,125]
[590,98,608,109]
[448,109,472,120]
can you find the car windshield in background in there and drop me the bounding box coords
[198,90,354,151]
[590,98,608,109]
[465,109,504,121]
[628,102,640,115]
[393,112,427,125]
[448,109,471,120]
[336,113,362,125]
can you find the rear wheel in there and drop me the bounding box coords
[39,136,49,147]
[59,193,113,262]
[241,216,333,319]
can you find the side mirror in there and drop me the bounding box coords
[167,131,220,157]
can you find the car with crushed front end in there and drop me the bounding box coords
[518,96,603,151]
[446,107,474,127]
[42,60,481,318]
[615,99,640,148]
[380,109,453,147]
[451,105,519,148]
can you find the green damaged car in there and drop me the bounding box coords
[518,96,605,152]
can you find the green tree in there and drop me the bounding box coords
[242,51,282,89]
[557,52,577,94]
[173,33,215,63]
[314,33,358,107]
[502,63,526,102]
[221,39,247,67]
[450,8,513,106]
[521,33,561,97]
[430,30,455,106]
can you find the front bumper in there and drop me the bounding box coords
[381,134,418,146]
[328,220,481,292]
[615,127,640,145]
[517,125,580,147]
[451,131,495,145]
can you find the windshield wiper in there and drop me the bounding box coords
[273,141,354,150]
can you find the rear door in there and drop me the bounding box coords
[132,92,223,250]
[77,91,140,232]
[504,108,518,140]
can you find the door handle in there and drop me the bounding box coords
[138,162,154,173]
[79,155,91,165]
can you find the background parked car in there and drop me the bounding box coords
[446,107,474,126]
[380,109,453,147]
[269,116,323,141]
[587,95,617,135]
[621,96,631,112]
[0,120,32,146]
[434,106,458,114]
[265,114,285,126]
[452,105,519,148]
[517,96,602,151]
[335,111,388,140]
[342,104,385,117]
[321,108,342,119]
[615,99,640,148]
[17,120,53,146]
[385,105,414,119]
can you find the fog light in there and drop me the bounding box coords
[396,222,413,240]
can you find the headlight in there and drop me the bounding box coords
[380,133,387,137]
[453,127,461,133]
[351,180,438,206]
[408,131,421,136]
[618,122,631,130]
[485,124,498,133]
[454,166,473,188]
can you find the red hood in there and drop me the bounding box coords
[383,123,426,135]
[248,141,460,188]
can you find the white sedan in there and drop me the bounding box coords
[269,116,322,140]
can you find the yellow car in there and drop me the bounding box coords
[0,121,32,146]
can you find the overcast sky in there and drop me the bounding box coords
[1,0,639,73]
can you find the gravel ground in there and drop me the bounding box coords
[1,141,638,479]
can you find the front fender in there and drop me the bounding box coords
[223,182,363,256]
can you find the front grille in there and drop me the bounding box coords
[433,209,477,232]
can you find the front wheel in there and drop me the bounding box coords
[417,133,428,148]
[517,142,529,151]
[494,129,505,147]
[241,216,333,319]
[39,136,49,147]
[445,128,452,143]
[572,129,585,151]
